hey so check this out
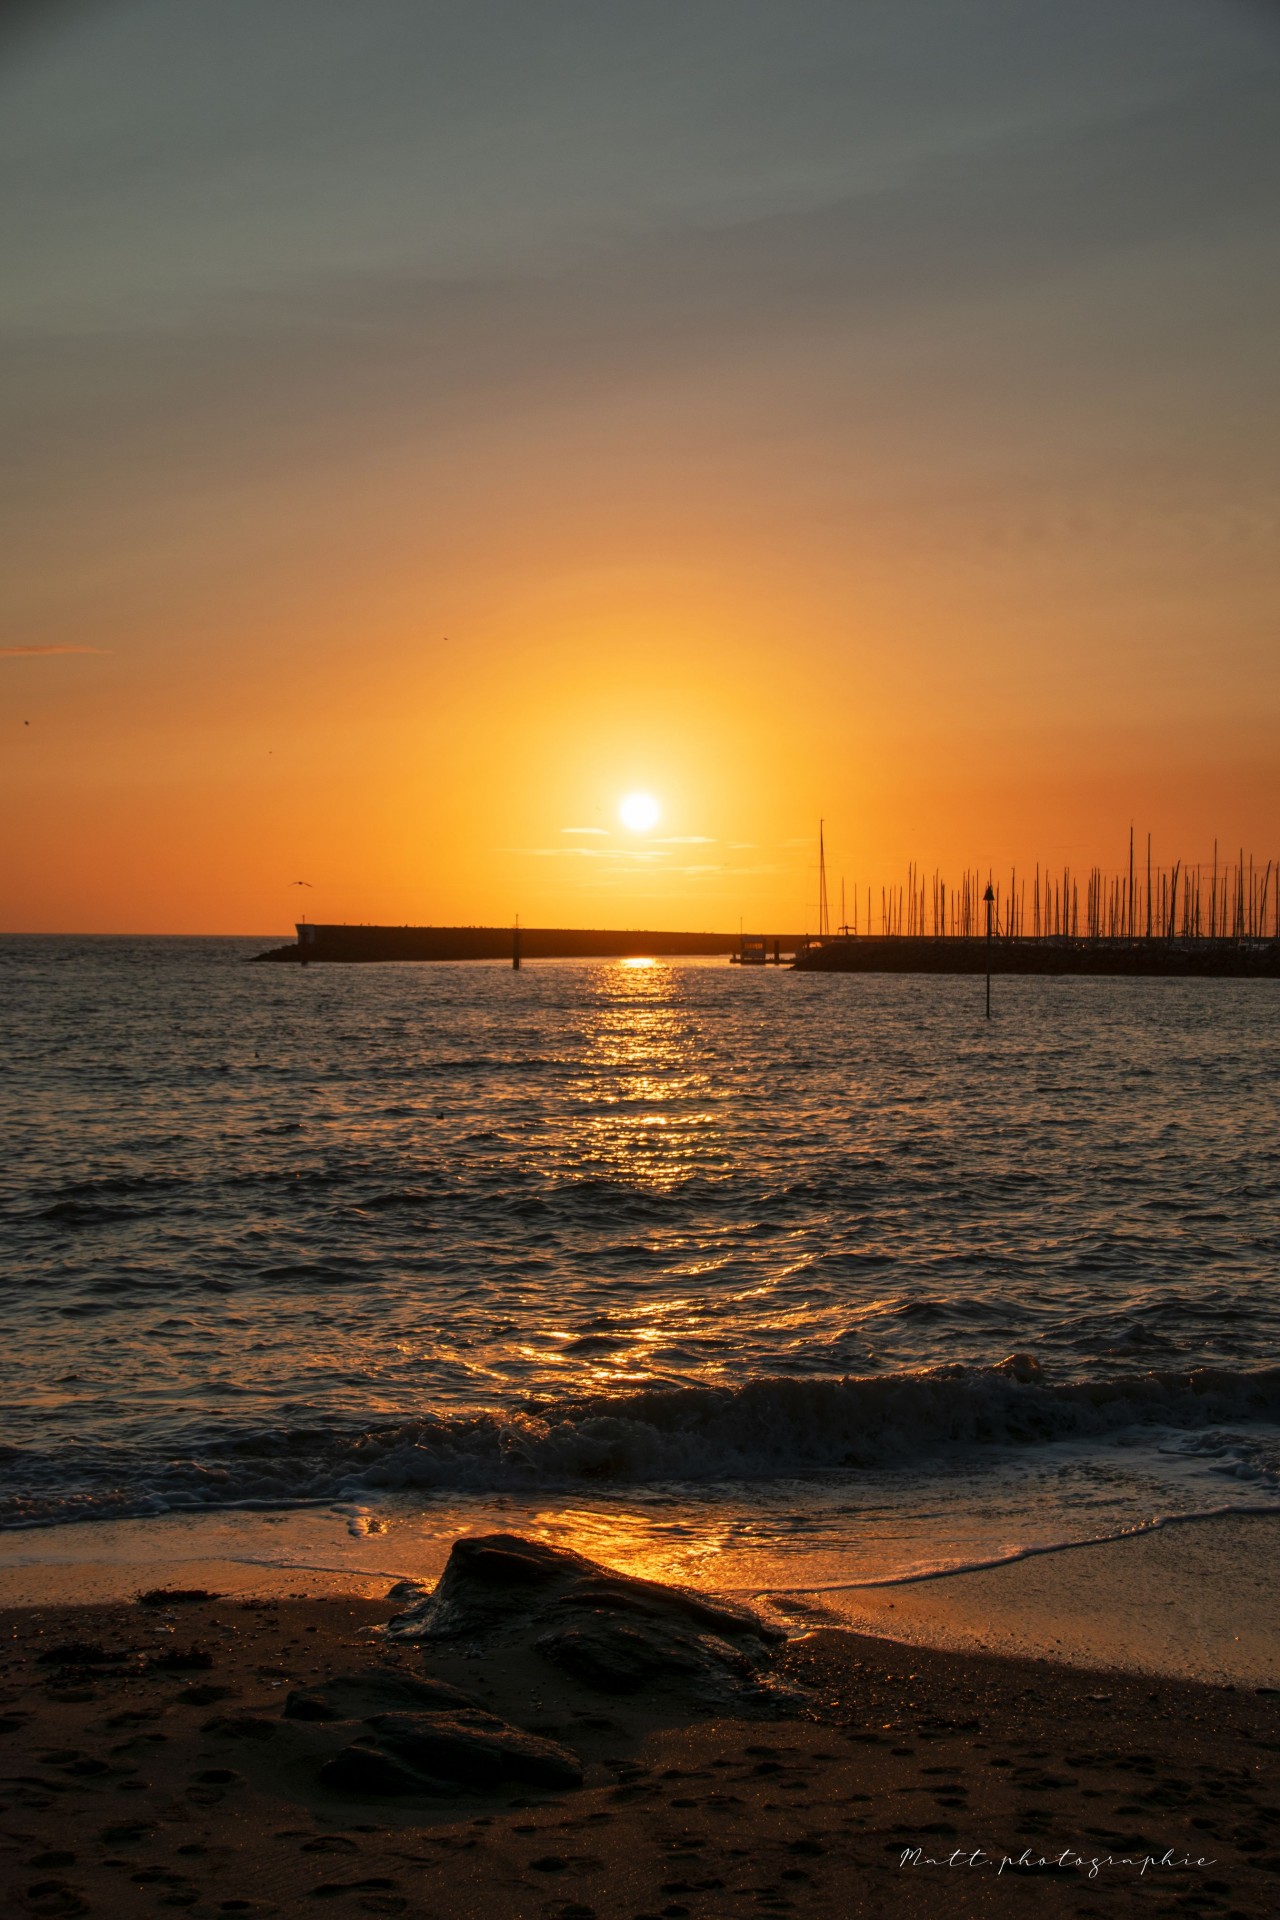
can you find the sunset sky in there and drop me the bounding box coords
[3,0,1278,934]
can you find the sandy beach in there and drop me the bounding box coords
[3,1526,1277,1920]
[796,1512,1280,1692]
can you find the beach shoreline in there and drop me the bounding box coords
[3,1508,1276,1689]
[2,1523,1278,1916]
[791,1510,1280,1692]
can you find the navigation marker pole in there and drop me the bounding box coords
[983,881,995,1019]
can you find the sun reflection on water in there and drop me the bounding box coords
[562,959,720,1193]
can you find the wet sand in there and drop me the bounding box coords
[2,1567,1278,1918]
[795,1512,1280,1691]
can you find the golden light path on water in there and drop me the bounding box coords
[506,954,754,1398]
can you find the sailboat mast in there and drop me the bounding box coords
[818,820,830,938]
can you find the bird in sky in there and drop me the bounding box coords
[290,880,313,888]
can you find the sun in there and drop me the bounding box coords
[619,791,660,832]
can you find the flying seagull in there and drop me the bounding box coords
[290,880,313,887]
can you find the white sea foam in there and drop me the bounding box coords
[3,1361,1278,1530]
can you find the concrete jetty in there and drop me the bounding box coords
[793,934,1280,977]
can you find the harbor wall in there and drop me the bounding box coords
[794,936,1280,977]
[252,925,780,963]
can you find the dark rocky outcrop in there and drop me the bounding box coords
[284,1667,476,1723]
[318,1742,441,1797]
[368,1710,582,1789]
[312,1706,581,1799]
[534,1615,757,1695]
[306,1537,793,1800]
[386,1532,789,1710]
[301,1652,582,1800]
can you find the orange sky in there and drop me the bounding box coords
[3,1,1278,934]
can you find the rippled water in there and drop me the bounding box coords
[2,936,1278,1578]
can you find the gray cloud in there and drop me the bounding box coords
[7,56,1279,527]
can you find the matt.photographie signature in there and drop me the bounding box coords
[899,1844,1218,1879]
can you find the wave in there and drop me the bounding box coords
[3,1358,1279,1530]
[755,1502,1280,1594]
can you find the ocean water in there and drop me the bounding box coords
[2,935,1278,1591]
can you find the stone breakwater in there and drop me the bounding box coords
[793,934,1280,976]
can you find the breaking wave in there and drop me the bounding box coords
[4,1358,1279,1530]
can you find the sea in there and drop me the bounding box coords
[2,935,1278,1598]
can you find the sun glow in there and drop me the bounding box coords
[619,791,660,832]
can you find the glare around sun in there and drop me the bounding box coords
[619,792,660,832]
